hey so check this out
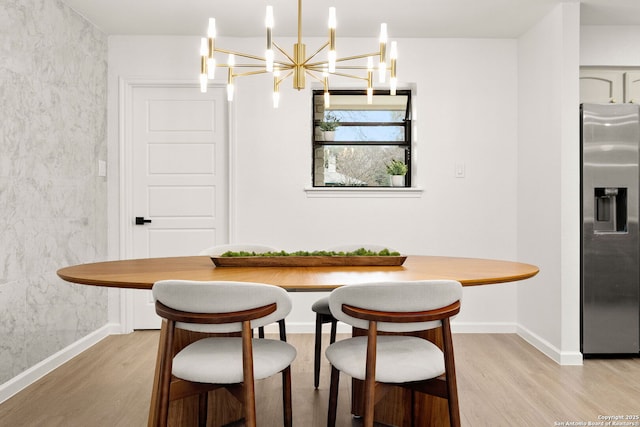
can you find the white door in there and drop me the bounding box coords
[128,84,228,329]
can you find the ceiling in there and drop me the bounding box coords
[60,0,640,39]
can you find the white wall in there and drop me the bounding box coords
[108,35,521,332]
[517,2,582,364]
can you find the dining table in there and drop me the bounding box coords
[57,254,539,427]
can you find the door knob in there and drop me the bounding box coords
[135,217,152,225]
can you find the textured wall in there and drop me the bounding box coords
[0,0,108,384]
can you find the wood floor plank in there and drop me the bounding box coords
[0,332,638,426]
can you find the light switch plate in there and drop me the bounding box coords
[98,160,107,177]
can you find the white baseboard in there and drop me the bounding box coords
[0,323,121,404]
[517,324,583,365]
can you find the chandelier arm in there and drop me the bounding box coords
[277,70,295,85]
[274,62,295,70]
[272,42,296,65]
[215,48,266,63]
[336,52,381,63]
[234,69,272,78]
[305,51,379,68]
[325,71,370,81]
[307,65,385,72]
[302,41,330,66]
[305,70,326,84]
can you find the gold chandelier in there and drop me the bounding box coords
[199,0,398,107]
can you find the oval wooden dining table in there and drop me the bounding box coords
[57,255,539,427]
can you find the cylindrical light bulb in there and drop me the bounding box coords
[379,23,387,83]
[379,23,388,43]
[207,57,216,79]
[328,50,336,73]
[390,41,397,95]
[273,91,280,108]
[227,83,234,101]
[227,59,235,101]
[208,18,216,38]
[200,73,208,93]
[266,49,274,72]
[200,40,208,92]
[265,6,274,72]
[200,37,208,56]
[324,91,330,108]
[265,6,274,28]
[328,7,336,29]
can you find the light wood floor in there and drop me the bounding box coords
[1,332,639,426]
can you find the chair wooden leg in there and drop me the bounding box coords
[363,321,378,427]
[198,392,208,427]
[157,321,175,427]
[327,366,340,427]
[442,318,461,427]
[278,319,287,342]
[242,321,257,427]
[329,318,337,344]
[279,318,290,424]
[314,314,323,389]
[282,366,293,427]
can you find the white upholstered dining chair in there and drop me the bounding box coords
[152,279,296,427]
[311,244,397,389]
[325,280,463,427]
[199,244,284,340]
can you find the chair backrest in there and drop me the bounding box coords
[152,280,292,333]
[198,244,279,256]
[328,280,462,333]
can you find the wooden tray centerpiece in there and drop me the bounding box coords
[211,248,406,267]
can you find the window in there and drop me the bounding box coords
[312,89,412,187]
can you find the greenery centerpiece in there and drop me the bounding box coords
[211,247,406,267]
[221,248,401,257]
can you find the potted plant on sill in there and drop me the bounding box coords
[319,112,340,141]
[386,159,408,187]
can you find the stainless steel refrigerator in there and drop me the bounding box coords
[581,103,640,356]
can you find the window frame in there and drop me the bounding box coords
[312,89,412,188]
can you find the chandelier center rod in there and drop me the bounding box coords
[298,0,303,47]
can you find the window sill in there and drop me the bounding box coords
[304,187,424,198]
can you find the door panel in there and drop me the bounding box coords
[129,85,228,329]
[625,72,640,104]
[579,70,623,104]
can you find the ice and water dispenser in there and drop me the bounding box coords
[593,187,627,233]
